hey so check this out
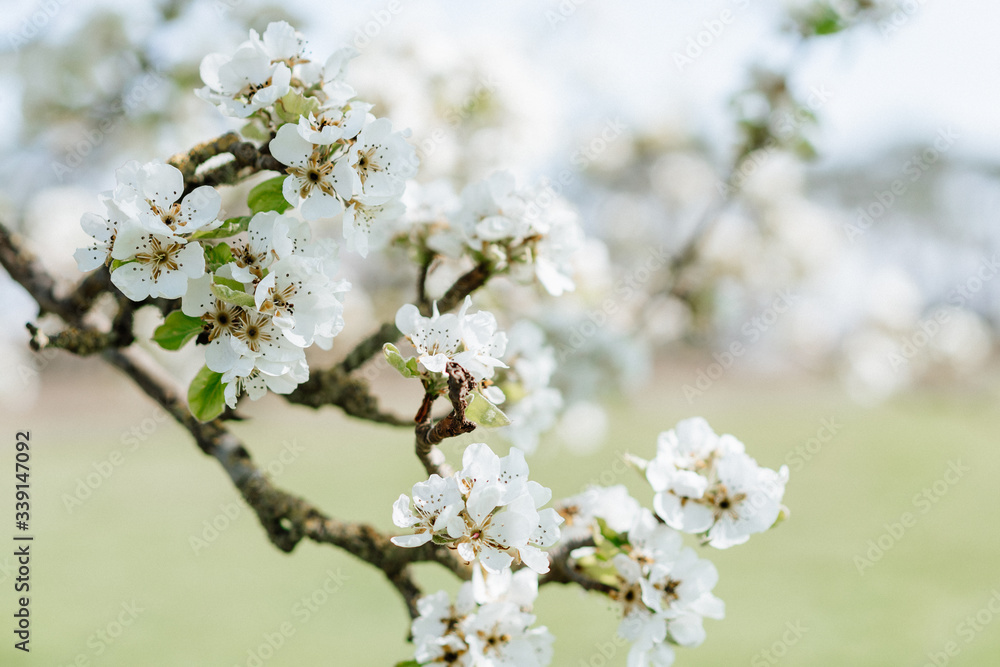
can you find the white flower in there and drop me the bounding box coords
[109,228,204,301]
[229,211,295,283]
[609,511,724,665]
[462,601,552,667]
[221,353,308,408]
[112,160,222,239]
[391,443,560,575]
[453,171,530,242]
[557,484,641,544]
[196,24,293,118]
[181,274,242,373]
[295,104,369,145]
[411,578,553,667]
[700,452,789,549]
[645,418,788,548]
[395,296,507,383]
[471,565,538,609]
[254,253,350,350]
[390,474,463,548]
[74,195,128,272]
[251,21,305,67]
[316,47,359,108]
[269,124,354,220]
[346,117,418,198]
[342,195,404,258]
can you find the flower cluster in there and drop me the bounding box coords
[397,173,584,296]
[75,160,221,301]
[412,568,553,666]
[391,442,562,574]
[640,417,789,548]
[550,417,788,665]
[395,296,508,397]
[556,488,724,667]
[199,21,417,257]
[181,212,350,408]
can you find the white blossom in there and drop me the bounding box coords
[269,123,354,220]
[109,227,204,301]
[195,30,292,118]
[74,195,128,272]
[342,195,404,258]
[229,211,295,283]
[645,418,788,548]
[391,443,560,575]
[345,117,418,198]
[395,296,507,383]
[254,253,350,350]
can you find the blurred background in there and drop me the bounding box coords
[1,0,999,665]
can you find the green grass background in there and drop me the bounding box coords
[2,361,998,666]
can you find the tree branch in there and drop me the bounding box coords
[102,346,469,617]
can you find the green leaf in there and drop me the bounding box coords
[204,242,235,272]
[383,343,420,379]
[187,365,226,422]
[465,392,511,428]
[596,517,628,549]
[211,282,255,308]
[192,216,252,240]
[152,311,205,351]
[809,8,843,35]
[212,275,244,292]
[109,258,129,272]
[275,90,320,124]
[240,121,270,143]
[247,175,291,214]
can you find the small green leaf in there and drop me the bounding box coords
[247,175,291,215]
[192,216,252,240]
[465,392,511,428]
[187,365,226,422]
[109,258,129,271]
[383,343,420,379]
[204,242,235,272]
[275,90,320,124]
[211,282,255,308]
[152,311,205,351]
[597,517,628,549]
[240,121,270,143]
